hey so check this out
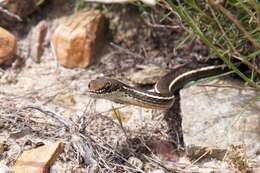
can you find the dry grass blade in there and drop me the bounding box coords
[21,106,72,128]
[208,0,260,50]
[164,0,260,89]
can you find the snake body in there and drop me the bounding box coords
[88,64,230,109]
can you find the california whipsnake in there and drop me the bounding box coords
[87,64,230,109]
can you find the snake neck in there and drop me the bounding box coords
[119,85,175,109]
[155,64,229,95]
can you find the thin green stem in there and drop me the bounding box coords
[166,0,260,89]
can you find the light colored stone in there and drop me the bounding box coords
[0,27,16,65]
[128,157,143,169]
[181,79,260,159]
[30,20,48,63]
[12,142,64,173]
[0,163,12,173]
[54,93,76,107]
[52,10,107,68]
[128,65,167,85]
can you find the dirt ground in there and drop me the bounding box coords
[1,1,255,172]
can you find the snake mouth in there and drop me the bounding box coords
[86,90,107,98]
[87,89,105,94]
[86,89,120,99]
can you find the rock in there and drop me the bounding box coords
[52,10,108,68]
[128,157,143,169]
[12,142,64,173]
[0,0,45,18]
[0,164,12,173]
[128,65,167,85]
[54,93,76,107]
[0,27,16,65]
[30,20,48,63]
[181,79,260,159]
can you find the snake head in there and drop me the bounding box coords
[88,77,174,109]
[88,78,125,98]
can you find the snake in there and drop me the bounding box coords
[87,64,230,109]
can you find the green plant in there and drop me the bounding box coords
[162,0,260,89]
[73,0,86,14]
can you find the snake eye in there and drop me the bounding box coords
[103,81,112,91]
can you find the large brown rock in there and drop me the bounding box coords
[52,10,108,68]
[0,27,16,65]
[12,142,64,173]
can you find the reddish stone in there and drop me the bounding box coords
[0,27,17,65]
[52,10,107,68]
[12,142,64,173]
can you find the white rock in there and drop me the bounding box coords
[181,78,260,159]
[0,163,12,173]
[128,156,143,169]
